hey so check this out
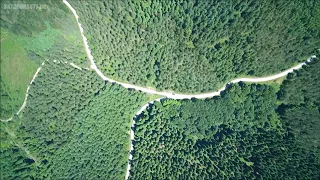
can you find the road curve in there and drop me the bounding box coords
[62,0,315,100]
[125,98,163,180]
[61,1,318,179]
[0,1,315,178]
[123,58,315,178]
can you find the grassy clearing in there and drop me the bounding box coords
[0,0,89,119]
[0,29,38,119]
[146,94,164,101]
[254,76,286,92]
[243,76,286,92]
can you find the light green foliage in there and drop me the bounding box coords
[1,0,319,179]
[69,0,320,93]
[239,157,254,167]
[1,61,104,179]
[0,61,149,179]
[130,83,320,179]
[0,0,87,66]
[17,22,60,57]
[0,29,38,119]
[49,83,148,179]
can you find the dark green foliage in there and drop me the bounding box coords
[1,1,319,178]
[279,105,320,153]
[17,61,104,165]
[48,83,148,179]
[278,58,320,106]
[0,78,14,118]
[0,61,104,178]
[278,55,320,152]
[176,83,280,139]
[0,61,149,179]
[69,0,320,93]
[130,84,320,179]
[0,122,38,180]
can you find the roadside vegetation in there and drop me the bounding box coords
[277,54,320,152]
[69,0,319,93]
[130,55,320,179]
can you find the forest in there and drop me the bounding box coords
[277,54,320,153]
[1,0,319,179]
[0,61,151,179]
[130,55,320,179]
[69,0,320,93]
[0,0,88,119]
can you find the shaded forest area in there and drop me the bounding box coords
[0,61,150,179]
[277,54,320,152]
[70,0,320,93]
[130,56,320,179]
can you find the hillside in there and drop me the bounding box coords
[69,0,320,93]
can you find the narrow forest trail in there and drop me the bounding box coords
[0,63,43,122]
[0,60,82,122]
[4,126,40,165]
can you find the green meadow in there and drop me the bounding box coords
[0,29,38,119]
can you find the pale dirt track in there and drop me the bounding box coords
[0,0,313,179]
[67,1,318,179]
[62,0,315,100]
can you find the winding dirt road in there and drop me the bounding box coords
[61,1,317,179]
[0,2,316,179]
[62,0,315,100]
[1,0,315,179]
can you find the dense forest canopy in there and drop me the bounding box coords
[0,61,150,179]
[131,81,320,179]
[70,0,320,93]
[278,54,320,152]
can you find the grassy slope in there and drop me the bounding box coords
[0,29,38,119]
